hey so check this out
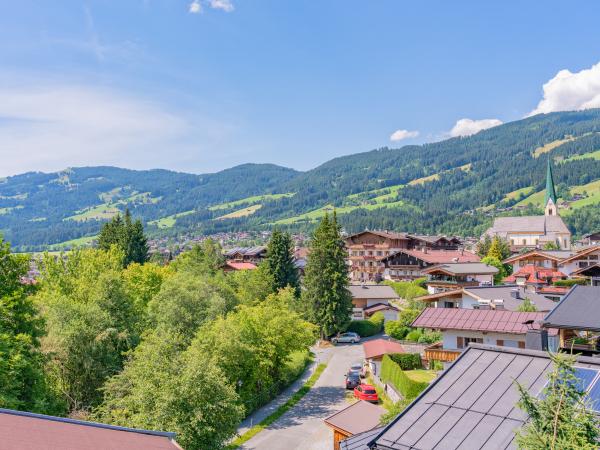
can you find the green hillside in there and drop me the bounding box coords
[3,109,600,250]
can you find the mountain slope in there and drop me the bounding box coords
[3,109,600,250]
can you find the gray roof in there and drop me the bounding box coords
[349,284,400,300]
[325,401,385,435]
[542,285,600,331]
[486,215,570,235]
[464,285,557,312]
[360,344,600,450]
[340,427,385,450]
[424,263,498,275]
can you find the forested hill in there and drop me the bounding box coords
[4,109,600,250]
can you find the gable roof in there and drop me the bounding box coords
[363,339,404,360]
[421,262,498,276]
[559,245,600,263]
[412,308,554,335]
[503,265,567,284]
[487,215,570,235]
[224,261,257,270]
[324,401,385,436]
[364,303,399,314]
[0,408,180,450]
[382,249,480,265]
[502,249,574,264]
[359,345,600,450]
[349,284,400,300]
[542,285,600,332]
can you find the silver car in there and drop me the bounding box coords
[332,332,361,344]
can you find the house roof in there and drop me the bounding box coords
[224,246,266,257]
[352,344,600,450]
[364,303,399,314]
[571,263,600,276]
[363,339,404,360]
[349,284,400,300]
[486,215,570,235]
[0,408,180,450]
[421,262,498,276]
[411,307,556,335]
[383,249,480,265]
[542,285,600,332]
[340,427,385,450]
[503,265,567,284]
[502,249,574,264]
[345,230,410,242]
[324,401,385,436]
[559,245,600,263]
[224,261,257,270]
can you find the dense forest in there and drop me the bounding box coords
[3,109,600,250]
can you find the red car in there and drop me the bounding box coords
[353,384,379,403]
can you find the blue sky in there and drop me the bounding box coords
[1,1,600,176]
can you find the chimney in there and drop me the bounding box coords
[510,288,521,300]
[526,329,549,351]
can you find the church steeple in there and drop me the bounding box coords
[545,157,558,216]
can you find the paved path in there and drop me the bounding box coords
[240,342,367,450]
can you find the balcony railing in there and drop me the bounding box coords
[424,342,462,363]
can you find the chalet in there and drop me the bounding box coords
[412,307,558,363]
[416,285,556,312]
[421,262,497,294]
[344,231,461,281]
[223,246,267,264]
[348,284,400,321]
[324,401,385,450]
[484,159,571,251]
[341,344,600,450]
[577,231,600,246]
[504,265,568,291]
[222,261,257,272]
[0,408,180,450]
[572,264,600,286]
[542,285,600,356]
[557,245,600,276]
[379,248,480,282]
[502,249,574,274]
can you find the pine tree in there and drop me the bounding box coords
[487,236,505,260]
[302,212,353,339]
[98,209,148,266]
[264,228,299,295]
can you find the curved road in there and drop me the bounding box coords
[240,341,367,450]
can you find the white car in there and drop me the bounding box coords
[332,332,361,344]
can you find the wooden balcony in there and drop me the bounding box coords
[424,342,462,363]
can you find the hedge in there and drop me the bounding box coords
[553,278,588,287]
[381,354,428,399]
[346,312,385,337]
[389,353,422,370]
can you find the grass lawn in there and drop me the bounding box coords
[216,204,262,220]
[404,369,437,383]
[209,193,294,211]
[532,136,576,157]
[562,149,600,163]
[148,209,195,228]
[47,234,98,250]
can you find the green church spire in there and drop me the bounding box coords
[545,157,557,206]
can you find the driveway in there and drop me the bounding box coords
[240,339,370,450]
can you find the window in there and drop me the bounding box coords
[376,251,382,256]
[444,301,455,308]
[457,336,483,349]
[511,239,515,246]
[522,239,527,246]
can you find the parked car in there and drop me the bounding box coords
[345,373,361,390]
[349,363,366,378]
[353,384,379,403]
[332,332,360,344]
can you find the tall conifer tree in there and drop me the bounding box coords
[264,228,299,295]
[302,212,352,339]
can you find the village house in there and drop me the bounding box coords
[379,248,480,282]
[415,285,556,312]
[362,338,405,377]
[324,401,385,450]
[223,246,267,264]
[541,285,600,356]
[412,307,558,363]
[484,160,572,251]
[344,231,461,281]
[421,262,498,294]
[503,265,569,301]
[348,284,400,321]
[0,408,180,450]
[576,231,600,246]
[222,261,257,272]
[340,344,600,450]
[502,249,574,274]
[557,245,600,276]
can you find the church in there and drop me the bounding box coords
[484,159,572,250]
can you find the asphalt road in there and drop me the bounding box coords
[240,341,366,450]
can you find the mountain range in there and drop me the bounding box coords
[3,109,600,251]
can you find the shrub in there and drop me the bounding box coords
[405,329,423,342]
[381,355,428,399]
[389,353,422,370]
[384,321,410,340]
[346,312,385,337]
[397,309,422,327]
[553,278,588,287]
[417,331,442,344]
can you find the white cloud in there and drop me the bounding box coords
[390,129,419,142]
[529,61,600,116]
[449,118,503,137]
[189,1,202,13]
[0,83,234,177]
[208,0,234,12]
[189,0,234,13]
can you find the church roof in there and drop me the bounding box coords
[545,157,558,206]
[486,215,570,235]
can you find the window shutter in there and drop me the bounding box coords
[457,337,464,349]
[496,339,504,346]
[518,341,526,349]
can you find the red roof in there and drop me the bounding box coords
[412,307,556,335]
[504,265,567,284]
[401,249,480,264]
[0,409,180,450]
[225,261,257,270]
[363,339,404,360]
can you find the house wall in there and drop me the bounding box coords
[559,249,600,276]
[442,330,527,350]
[352,298,391,308]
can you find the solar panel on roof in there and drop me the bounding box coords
[572,367,599,393]
[586,374,600,413]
